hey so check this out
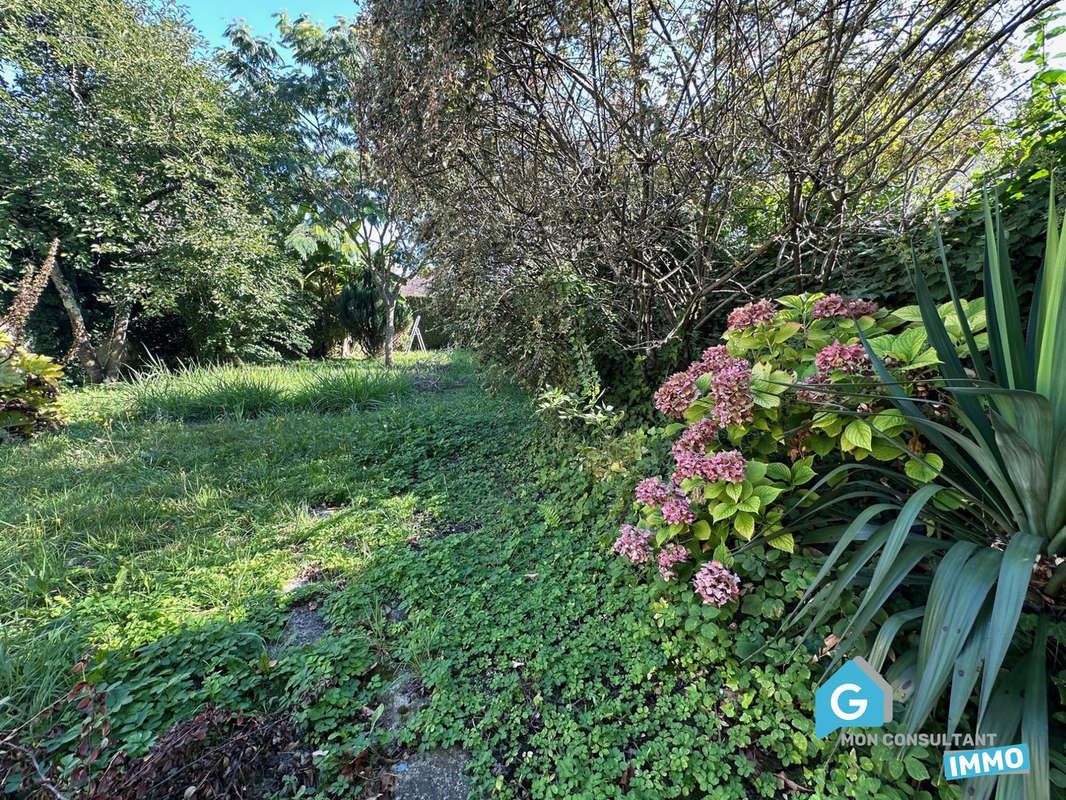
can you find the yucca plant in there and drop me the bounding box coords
[790,190,1066,799]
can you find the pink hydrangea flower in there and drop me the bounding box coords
[613,525,653,563]
[654,370,700,418]
[672,447,705,482]
[727,299,778,330]
[700,450,747,483]
[693,561,741,606]
[657,544,689,580]
[795,371,831,404]
[812,294,879,320]
[635,477,673,508]
[662,496,697,525]
[814,340,869,374]
[700,345,734,373]
[709,360,754,428]
[673,418,719,456]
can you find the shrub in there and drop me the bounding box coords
[613,293,963,604]
[337,270,411,357]
[794,195,1066,800]
[0,330,65,439]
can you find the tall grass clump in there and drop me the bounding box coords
[287,365,412,413]
[127,363,283,422]
[124,359,412,422]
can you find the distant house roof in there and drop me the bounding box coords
[400,274,433,298]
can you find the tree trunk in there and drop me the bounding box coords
[101,299,131,381]
[383,294,396,368]
[50,266,102,382]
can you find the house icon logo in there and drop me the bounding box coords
[815,657,893,738]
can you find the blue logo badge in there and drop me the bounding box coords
[944,744,1030,780]
[815,657,893,738]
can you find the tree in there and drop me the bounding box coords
[353,0,1057,385]
[225,15,424,368]
[0,0,309,379]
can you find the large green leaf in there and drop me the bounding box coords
[905,543,999,733]
[1045,426,1066,538]
[829,540,943,673]
[788,507,895,614]
[975,389,1055,466]
[915,417,1023,532]
[1036,182,1066,428]
[868,607,924,672]
[993,414,1051,540]
[979,531,1042,721]
[1020,620,1050,800]
[867,484,941,599]
[914,257,996,448]
[982,197,1031,391]
[947,610,987,740]
[964,664,1025,800]
[935,219,991,383]
[795,525,893,641]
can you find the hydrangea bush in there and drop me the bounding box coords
[615,292,983,606]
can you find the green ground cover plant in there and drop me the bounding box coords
[2,352,950,799]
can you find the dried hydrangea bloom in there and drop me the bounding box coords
[654,370,700,418]
[699,344,733,373]
[795,371,832,404]
[709,360,754,428]
[635,477,673,508]
[657,543,689,580]
[700,450,747,483]
[672,447,705,482]
[693,561,741,606]
[613,524,653,563]
[814,340,869,374]
[812,294,879,320]
[727,299,778,330]
[673,418,719,455]
[662,496,698,525]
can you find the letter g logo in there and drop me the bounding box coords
[830,683,868,721]
[814,658,893,737]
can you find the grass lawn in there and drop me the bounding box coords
[1,353,928,799]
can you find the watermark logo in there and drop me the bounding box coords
[944,744,1030,780]
[815,657,893,738]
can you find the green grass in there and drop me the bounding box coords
[0,352,936,799]
[109,358,413,422]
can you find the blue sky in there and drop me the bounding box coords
[181,0,357,52]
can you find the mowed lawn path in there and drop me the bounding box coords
[2,353,847,799]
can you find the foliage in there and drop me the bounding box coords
[0,353,956,798]
[831,14,1066,310]
[614,293,971,610]
[227,15,424,369]
[794,196,1066,800]
[0,330,65,439]
[0,0,311,375]
[356,0,1044,381]
[337,270,411,357]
